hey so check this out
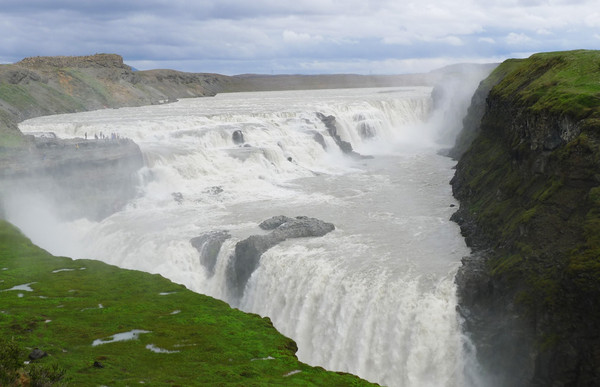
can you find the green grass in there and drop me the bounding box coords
[0,84,37,112]
[0,220,375,386]
[64,69,112,106]
[491,50,600,121]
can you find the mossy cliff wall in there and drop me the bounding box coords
[452,50,600,386]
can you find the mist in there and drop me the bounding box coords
[428,63,497,149]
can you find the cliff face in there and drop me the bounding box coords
[452,50,600,386]
[0,137,144,221]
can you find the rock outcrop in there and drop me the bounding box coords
[316,112,372,159]
[228,216,335,298]
[190,230,231,275]
[451,50,600,385]
[232,130,245,145]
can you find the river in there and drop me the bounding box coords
[14,86,482,386]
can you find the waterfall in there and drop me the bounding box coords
[11,87,483,386]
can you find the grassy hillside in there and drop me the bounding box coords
[0,220,375,386]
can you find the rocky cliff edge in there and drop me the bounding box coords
[451,50,600,386]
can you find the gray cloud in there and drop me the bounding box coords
[1,0,598,74]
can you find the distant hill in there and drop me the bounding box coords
[0,53,494,147]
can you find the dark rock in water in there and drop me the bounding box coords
[28,348,47,360]
[312,131,327,150]
[172,192,183,204]
[271,216,335,239]
[316,112,373,159]
[232,130,245,145]
[190,230,231,275]
[358,122,376,139]
[203,186,224,195]
[259,215,293,230]
[228,216,334,298]
[316,112,353,153]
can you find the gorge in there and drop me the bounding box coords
[1,51,599,386]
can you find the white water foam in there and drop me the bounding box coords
[12,87,484,386]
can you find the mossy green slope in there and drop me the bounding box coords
[452,50,600,384]
[0,220,375,386]
[490,50,600,121]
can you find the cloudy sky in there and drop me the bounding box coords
[1,0,599,75]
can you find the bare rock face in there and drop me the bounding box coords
[17,53,131,70]
[258,215,292,230]
[190,230,231,275]
[315,112,373,159]
[228,216,335,298]
[316,112,354,154]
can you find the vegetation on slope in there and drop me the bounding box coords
[452,50,600,383]
[491,50,600,122]
[0,220,375,386]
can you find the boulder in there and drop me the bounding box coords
[228,216,334,297]
[232,130,245,145]
[28,348,47,361]
[259,215,293,230]
[190,230,231,275]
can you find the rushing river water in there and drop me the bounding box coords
[14,87,482,386]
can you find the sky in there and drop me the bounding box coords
[1,0,599,75]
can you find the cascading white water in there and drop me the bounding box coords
[11,87,483,386]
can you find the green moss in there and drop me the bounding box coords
[535,178,564,202]
[490,253,523,276]
[588,186,600,205]
[0,220,375,386]
[567,185,600,286]
[491,50,600,119]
